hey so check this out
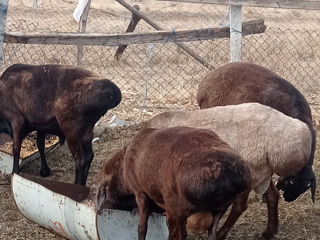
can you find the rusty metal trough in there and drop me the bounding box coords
[11,174,169,240]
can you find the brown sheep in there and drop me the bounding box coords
[93,126,251,240]
[0,64,122,186]
[197,62,316,207]
[147,103,312,240]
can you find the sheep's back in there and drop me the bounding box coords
[122,126,250,209]
[180,150,250,208]
[148,103,312,195]
[196,62,313,129]
[0,64,98,123]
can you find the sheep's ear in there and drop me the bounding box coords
[90,184,107,214]
[311,178,316,203]
[96,185,107,213]
[275,177,285,190]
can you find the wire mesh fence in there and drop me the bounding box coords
[240,6,320,124]
[2,0,320,124]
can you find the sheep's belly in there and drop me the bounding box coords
[252,168,273,195]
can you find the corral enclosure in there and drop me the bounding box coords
[1,0,320,239]
[4,0,320,122]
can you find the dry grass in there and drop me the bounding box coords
[1,0,320,239]
[0,122,320,240]
[3,0,320,122]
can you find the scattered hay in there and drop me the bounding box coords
[1,120,320,239]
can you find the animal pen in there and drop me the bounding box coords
[1,0,320,239]
[2,0,320,124]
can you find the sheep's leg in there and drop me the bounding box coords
[166,210,187,240]
[216,190,250,240]
[11,122,25,175]
[136,192,150,240]
[58,135,66,145]
[78,130,94,185]
[58,119,82,185]
[66,138,81,184]
[207,211,224,240]
[37,131,51,177]
[66,129,94,186]
[262,180,279,240]
[62,124,90,185]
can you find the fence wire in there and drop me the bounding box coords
[3,0,320,124]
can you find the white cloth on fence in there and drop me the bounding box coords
[73,0,89,22]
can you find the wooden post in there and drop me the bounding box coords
[114,4,141,60]
[116,0,214,70]
[229,5,242,62]
[0,0,8,65]
[77,0,91,66]
[33,0,38,7]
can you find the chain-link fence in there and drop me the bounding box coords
[241,6,320,124]
[2,0,320,124]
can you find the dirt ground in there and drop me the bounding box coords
[0,121,320,240]
[1,0,320,239]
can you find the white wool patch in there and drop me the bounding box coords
[148,103,312,195]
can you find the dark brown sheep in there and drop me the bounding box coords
[94,126,251,240]
[0,64,122,186]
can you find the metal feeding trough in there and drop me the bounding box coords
[0,133,59,174]
[11,174,169,240]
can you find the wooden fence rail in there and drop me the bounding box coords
[157,0,320,10]
[4,19,266,46]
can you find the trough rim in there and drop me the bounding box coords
[11,174,101,240]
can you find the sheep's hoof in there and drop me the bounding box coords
[261,230,276,240]
[59,137,65,145]
[40,167,51,178]
[216,231,227,240]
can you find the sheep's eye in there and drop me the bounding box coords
[289,180,294,185]
[306,182,311,187]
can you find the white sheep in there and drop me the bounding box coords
[147,102,312,240]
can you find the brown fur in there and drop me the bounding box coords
[0,64,122,185]
[196,62,316,239]
[96,126,251,240]
[197,62,315,172]
[147,102,312,240]
[89,147,127,212]
[186,212,213,235]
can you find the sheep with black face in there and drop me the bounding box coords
[197,62,316,203]
[147,103,313,239]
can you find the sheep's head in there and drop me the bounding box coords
[276,167,316,203]
[89,147,127,213]
[93,79,122,109]
[89,181,109,214]
[89,146,138,213]
[90,177,138,213]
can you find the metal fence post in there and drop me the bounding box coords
[0,0,8,66]
[229,4,242,62]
